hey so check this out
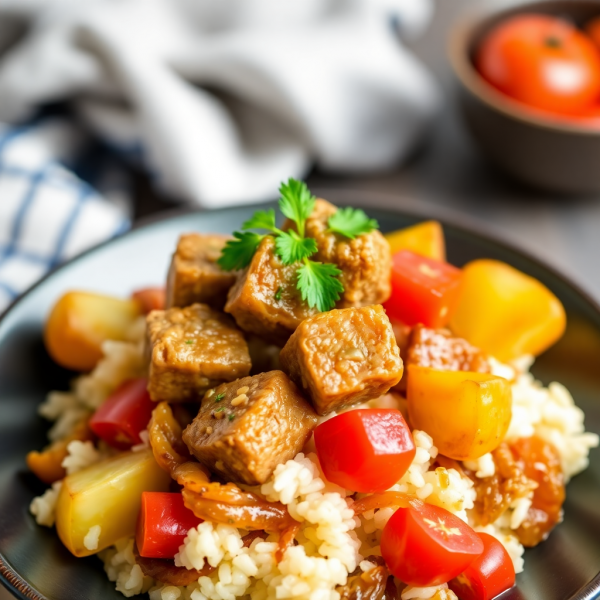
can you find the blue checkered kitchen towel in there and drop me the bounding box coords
[0,119,130,312]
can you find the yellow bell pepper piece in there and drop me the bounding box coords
[44,291,141,371]
[450,260,566,361]
[407,366,512,461]
[385,221,446,261]
[55,449,171,557]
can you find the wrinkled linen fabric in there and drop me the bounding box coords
[0,0,439,207]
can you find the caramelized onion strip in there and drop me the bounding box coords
[148,401,191,474]
[351,492,418,515]
[182,488,297,532]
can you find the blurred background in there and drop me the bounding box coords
[1,0,600,322]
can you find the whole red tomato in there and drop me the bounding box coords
[477,14,600,114]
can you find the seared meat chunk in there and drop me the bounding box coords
[167,234,236,310]
[146,304,251,402]
[182,371,317,485]
[285,199,391,308]
[280,305,404,415]
[225,236,318,345]
[406,324,490,373]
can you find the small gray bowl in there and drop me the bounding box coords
[450,0,600,194]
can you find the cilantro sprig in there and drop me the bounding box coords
[328,207,378,239]
[217,178,378,312]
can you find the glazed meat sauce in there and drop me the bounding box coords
[182,371,317,485]
[469,436,565,547]
[225,236,317,346]
[146,304,251,402]
[280,305,403,415]
[285,199,392,308]
[405,324,491,373]
[167,233,235,310]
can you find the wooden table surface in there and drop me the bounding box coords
[3,1,599,598]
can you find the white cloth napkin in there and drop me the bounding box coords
[0,0,438,206]
[0,0,438,311]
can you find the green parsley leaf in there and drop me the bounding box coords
[242,209,277,232]
[296,260,344,312]
[228,414,235,422]
[217,232,264,271]
[328,207,378,240]
[214,406,226,413]
[274,287,282,301]
[214,393,225,403]
[185,339,195,345]
[275,230,318,265]
[279,178,316,238]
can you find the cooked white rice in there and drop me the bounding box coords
[84,525,103,551]
[29,329,599,599]
[30,480,62,527]
[61,440,104,475]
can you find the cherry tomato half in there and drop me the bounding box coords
[380,501,484,586]
[89,378,155,449]
[477,14,600,114]
[383,250,462,328]
[449,532,516,600]
[136,492,202,559]
[314,409,415,493]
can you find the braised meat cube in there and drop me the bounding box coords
[280,305,404,415]
[146,304,251,402]
[224,236,318,345]
[182,371,317,485]
[285,199,391,308]
[166,234,236,310]
[406,324,490,373]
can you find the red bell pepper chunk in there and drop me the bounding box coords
[132,287,166,314]
[448,532,516,600]
[381,501,484,586]
[383,250,462,328]
[136,492,203,559]
[314,409,415,493]
[89,378,155,450]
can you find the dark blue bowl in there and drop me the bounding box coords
[1,191,599,599]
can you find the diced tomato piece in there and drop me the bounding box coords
[383,251,462,328]
[132,287,166,314]
[89,378,155,450]
[136,492,202,559]
[449,533,515,600]
[381,501,484,586]
[314,409,415,493]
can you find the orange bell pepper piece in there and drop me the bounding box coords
[385,221,446,261]
[407,366,512,461]
[44,291,141,371]
[450,260,566,361]
[26,418,94,484]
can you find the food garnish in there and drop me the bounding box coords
[218,178,377,312]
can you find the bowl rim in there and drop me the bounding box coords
[1,192,600,600]
[448,0,600,136]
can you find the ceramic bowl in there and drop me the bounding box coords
[450,0,600,194]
